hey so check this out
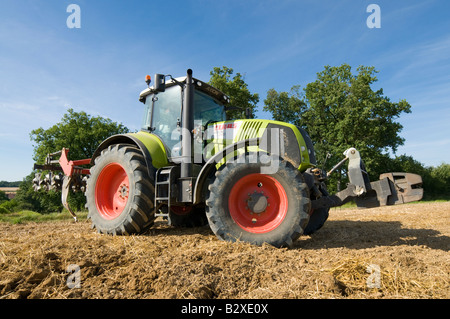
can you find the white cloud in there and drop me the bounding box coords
[0,101,39,112]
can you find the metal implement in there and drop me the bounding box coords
[311,148,423,210]
[354,172,423,208]
[33,148,91,221]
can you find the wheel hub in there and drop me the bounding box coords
[228,173,287,234]
[119,184,129,199]
[247,192,268,214]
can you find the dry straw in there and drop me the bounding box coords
[328,256,447,298]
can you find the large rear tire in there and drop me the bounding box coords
[206,155,310,248]
[86,144,155,235]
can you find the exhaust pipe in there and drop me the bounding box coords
[179,69,195,202]
[181,69,194,178]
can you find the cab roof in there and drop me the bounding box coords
[139,76,230,105]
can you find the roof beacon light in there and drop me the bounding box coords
[145,75,151,87]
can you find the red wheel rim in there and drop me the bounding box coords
[95,163,129,220]
[228,173,288,233]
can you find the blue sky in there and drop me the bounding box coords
[0,0,449,181]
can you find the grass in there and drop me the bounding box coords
[0,210,88,224]
[0,199,447,225]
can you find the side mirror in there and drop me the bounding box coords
[154,74,166,92]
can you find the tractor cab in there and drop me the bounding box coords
[139,75,229,160]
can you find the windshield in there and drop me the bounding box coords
[194,90,226,126]
[141,85,226,158]
[142,85,182,152]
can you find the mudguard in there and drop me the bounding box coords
[91,131,169,181]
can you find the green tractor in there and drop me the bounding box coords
[33,69,423,248]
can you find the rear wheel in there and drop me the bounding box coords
[206,155,310,248]
[86,144,155,235]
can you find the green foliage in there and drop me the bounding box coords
[14,173,62,213]
[263,64,413,192]
[0,210,88,224]
[386,156,450,200]
[30,108,129,163]
[302,64,411,177]
[0,190,8,202]
[7,211,42,224]
[0,181,21,187]
[0,199,18,213]
[209,66,259,120]
[428,163,450,199]
[17,108,130,213]
[264,85,306,127]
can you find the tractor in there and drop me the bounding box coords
[33,69,423,248]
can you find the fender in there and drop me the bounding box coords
[91,131,169,181]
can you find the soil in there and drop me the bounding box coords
[0,202,448,299]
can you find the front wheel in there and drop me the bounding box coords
[206,155,311,248]
[304,186,330,236]
[86,144,155,235]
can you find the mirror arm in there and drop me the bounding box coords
[167,75,184,88]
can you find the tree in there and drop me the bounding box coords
[385,156,450,200]
[264,85,306,127]
[0,190,8,203]
[209,66,259,120]
[31,108,129,163]
[263,64,412,191]
[19,108,129,213]
[14,173,62,213]
[429,163,450,198]
[302,64,411,179]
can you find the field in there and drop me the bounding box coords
[0,202,448,299]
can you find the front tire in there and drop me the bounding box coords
[206,155,310,248]
[86,144,155,235]
[303,186,330,236]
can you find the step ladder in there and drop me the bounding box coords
[154,166,179,217]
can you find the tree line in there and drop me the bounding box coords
[1,64,448,215]
[0,181,21,188]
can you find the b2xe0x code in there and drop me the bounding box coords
[225,303,268,314]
